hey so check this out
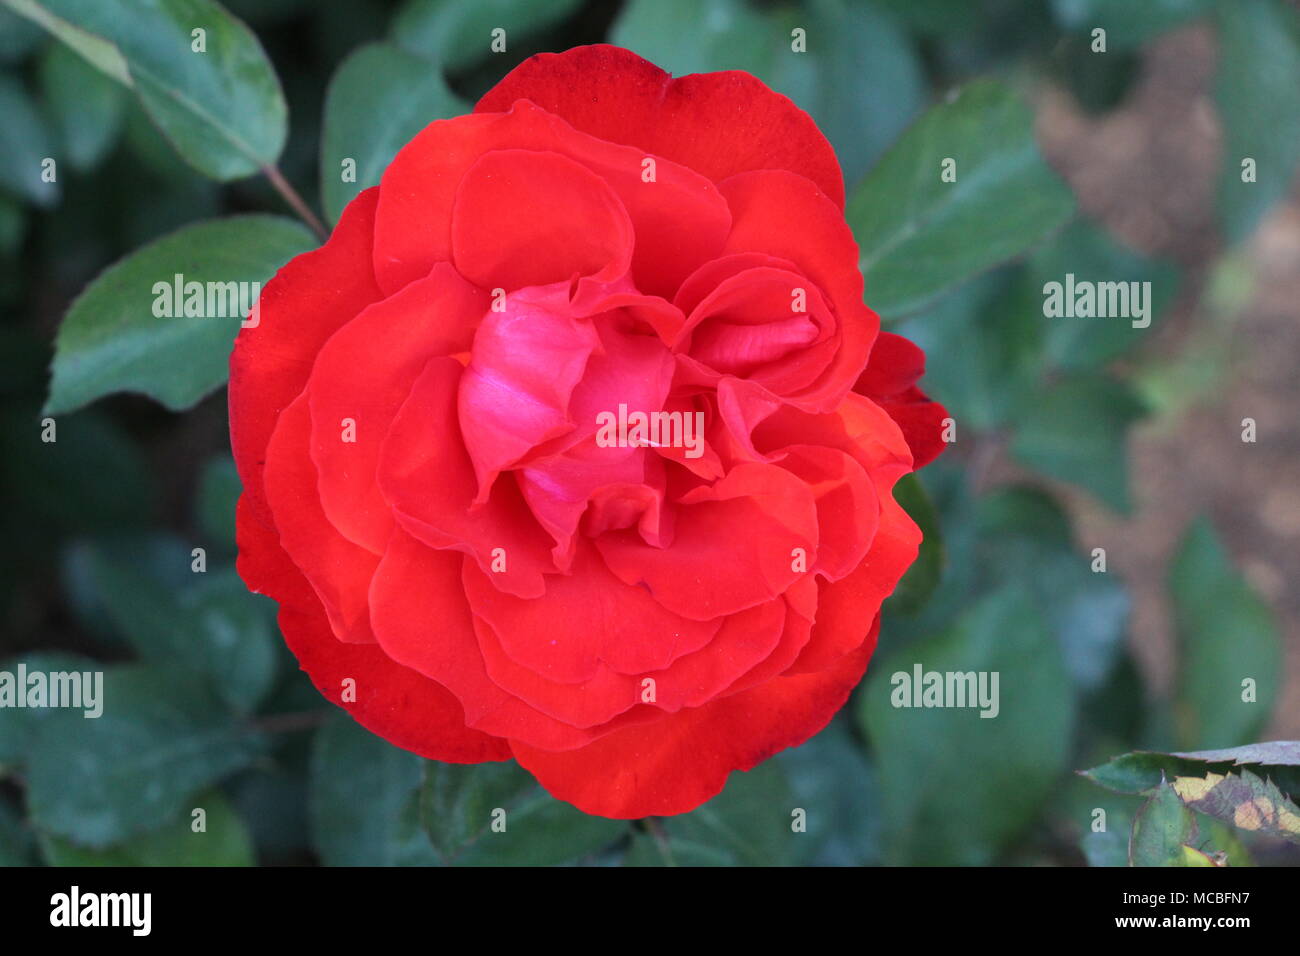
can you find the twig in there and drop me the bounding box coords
[262,164,327,242]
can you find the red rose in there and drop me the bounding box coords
[231,44,946,818]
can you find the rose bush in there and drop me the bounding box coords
[230,43,946,818]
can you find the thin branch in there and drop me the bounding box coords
[262,164,327,242]
[247,709,333,735]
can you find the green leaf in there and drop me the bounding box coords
[1082,742,1300,797]
[320,41,467,224]
[0,652,98,773]
[392,0,582,74]
[310,717,438,866]
[1009,374,1146,512]
[0,193,24,255]
[1026,219,1179,371]
[1171,518,1281,749]
[775,718,881,865]
[643,762,805,867]
[893,268,1039,431]
[0,3,42,61]
[26,666,265,847]
[861,586,1075,864]
[84,537,278,715]
[39,790,255,865]
[611,0,923,186]
[972,487,1129,691]
[1213,0,1300,244]
[5,0,289,181]
[1129,777,1199,866]
[0,402,155,536]
[849,79,1075,319]
[0,74,58,207]
[0,798,37,866]
[1051,0,1212,49]
[39,40,127,171]
[887,473,943,615]
[46,214,315,414]
[195,454,241,553]
[421,759,625,865]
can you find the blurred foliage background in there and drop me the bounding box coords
[1,0,1298,866]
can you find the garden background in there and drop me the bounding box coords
[1,0,1298,866]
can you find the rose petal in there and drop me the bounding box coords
[230,188,382,526]
[373,100,730,297]
[308,263,489,554]
[378,356,559,598]
[476,44,845,209]
[595,461,819,620]
[511,627,877,818]
[236,496,508,763]
[263,393,378,644]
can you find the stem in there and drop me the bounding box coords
[262,164,327,242]
[248,710,332,735]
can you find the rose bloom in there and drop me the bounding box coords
[231,45,946,818]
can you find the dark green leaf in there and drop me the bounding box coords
[46,215,315,414]
[421,759,625,866]
[84,537,277,715]
[849,79,1075,319]
[26,665,265,847]
[40,790,255,865]
[0,799,36,866]
[893,268,1039,430]
[1051,0,1212,49]
[1170,518,1281,748]
[392,0,582,73]
[195,454,241,553]
[1213,0,1300,244]
[624,762,804,867]
[320,41,467,224]
[0,74,58,207]
[6,0,289,180]
[887,473,943,615]
[1129,777,1198,866]
[39,40,127,171]
[1026,219,1179,370]
[861,586,1075,864]
[310,717,437,866]
[0,402,154,536]
[0,652,98,773]
[1009,374,1146,512]
[1082,742,1300,797]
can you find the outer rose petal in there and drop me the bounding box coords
[461,542,719,683]
[855,331,949,469]
[475,44,845,209]
[369,527,659,751]
[235,496,509,763]
[510,622,879,818]
[230,188,383,525]
[373,99,730,297]
[263,394,378,644]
